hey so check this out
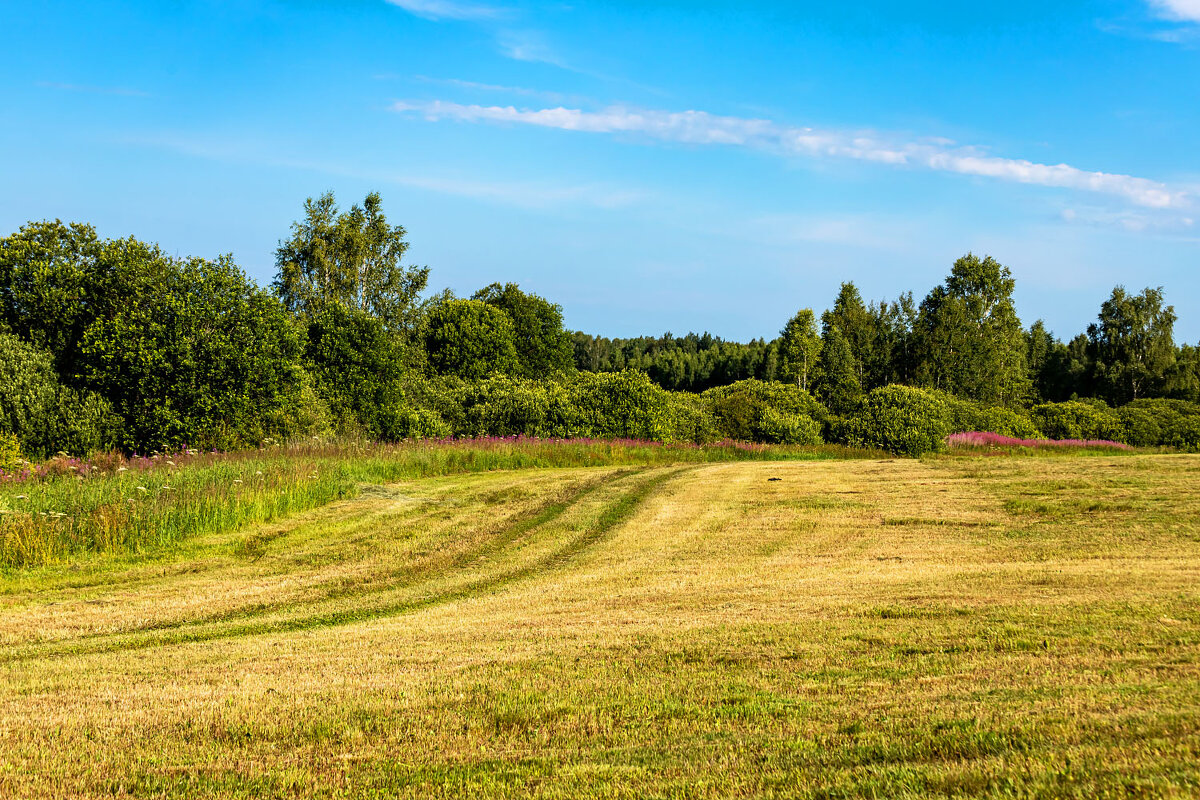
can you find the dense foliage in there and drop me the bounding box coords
[4,196,1200,459]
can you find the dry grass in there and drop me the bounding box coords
[1,453,1198,798]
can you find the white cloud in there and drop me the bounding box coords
[1147,0,1200,22]
[384,0,502,21]
[393,100,1191,211]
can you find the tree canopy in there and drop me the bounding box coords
[274,191,429,335]
[473,283,574,378]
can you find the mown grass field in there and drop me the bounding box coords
[2,451,1199,798]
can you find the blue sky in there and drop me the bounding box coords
[3,0,1198,342]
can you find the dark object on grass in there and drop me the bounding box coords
[768,477,782,482]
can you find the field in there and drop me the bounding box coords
[2,449,1199,798]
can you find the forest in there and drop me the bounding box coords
[2,191,1199,464]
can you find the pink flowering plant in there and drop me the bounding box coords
[947,431,1132,450]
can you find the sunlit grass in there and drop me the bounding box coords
[1,452,1197,798]
[0,437,878,568]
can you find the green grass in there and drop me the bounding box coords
[1,449,1198,798]
[0,438,877,569]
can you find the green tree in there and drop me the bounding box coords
[778,309,821,391]
[473,282,573,378]
[1087,286,1176,403]
[79,252,309,451]
[0,332,121,457]
[812,325,862,415]
[0,221,107,377]
[422,298,520,379]
[914,254,1030,406]
[1166,344,1200,403]
[822,282,873,386]
[304,304,405,438]
[866,292,916,388]
[274,191,429,334]
[1,221,313,451]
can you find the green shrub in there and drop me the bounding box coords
[664,392,719,444]
[936,391,1042,438]
[845,385,951,457]
[1116,399,1200,450]
[563,371,673,441]
[701,380,826,444]
[402,372,682,443]
[393,406,452,440]
[461,375,571,438]
[0,333,122,457]
[1031,401,1122,442]
[422,298,520,380]
[0,432,21,472]
[262,368,334,443]
[306,305,407,440]
[2,222,311,452]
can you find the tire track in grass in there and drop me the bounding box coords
[0,466,689,664]
[0,469,635,655]
[65,468,640,640]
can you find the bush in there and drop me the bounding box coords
[0,333,122,457]
[393,406,453,440]
[563,371,674,441]
[401,372,685,443]
[262,368,334,443]
[1115,399,1200,450]
[664,392,719,444]
[306,305,406,440]
[461,375,572,438]
[845,385,951,456]
[422,298,519,379]
[2,223,313,452]
[701,380,826,444]
[0,432,21,473]
[937,391,1042,438]
[1031,401,1123,442]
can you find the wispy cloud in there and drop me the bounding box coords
[36,81,149,97]
[393,100,1191,211]
[1147,0,1200,22]
[410,75,572,103]
[495,29,571,68]
[126,130,646,211]
[1061,206,1196,234]
[384,0,503,21]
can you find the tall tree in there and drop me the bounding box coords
[866,292,916,388]
[473,283,574,378]
[812,325,863,415]
[1087,286,1176,403]
[778,309,821,391]
[1166,344,1200,403]
[821,282,873,386]
[913,253,1029,406]
[273,191,429,334]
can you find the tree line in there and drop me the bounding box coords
[2,191,1198,460]
[577,257,1198,409]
